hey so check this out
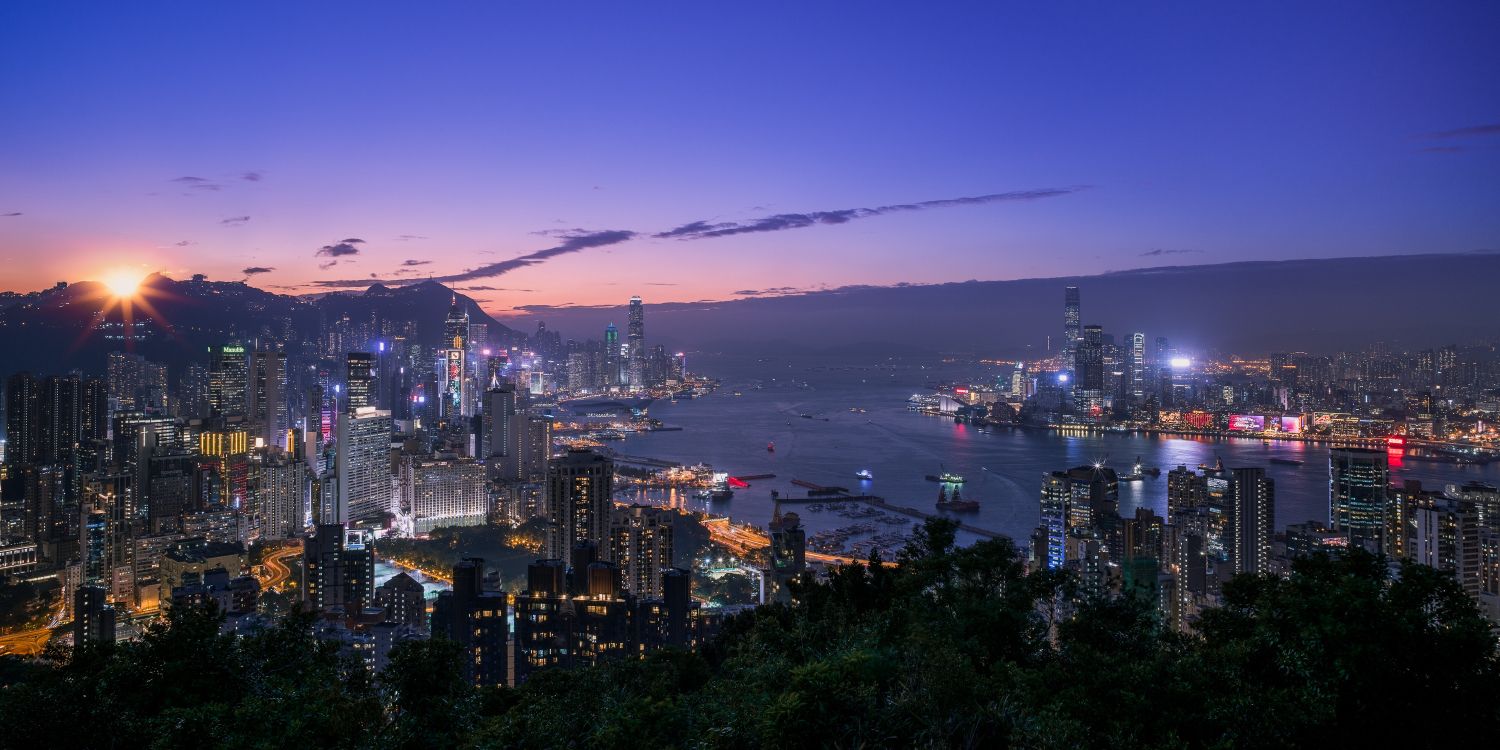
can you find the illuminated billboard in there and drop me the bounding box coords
[1277,415,1303,433]
[1228,414,1265,432]
[1184,411,1213,429]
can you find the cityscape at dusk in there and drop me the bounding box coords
[2,4,1499,749]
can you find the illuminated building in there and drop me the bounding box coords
[636,567,700,651]
[542,449,612,560]
[303,524,375,614]
[603,323,621,389]
[246,350,287,449]
[431,558,508,686]
[627,296,644,390]
[1228,467,1274,575]
[442,296,469,416]
[3,372,38,469]
[609,504,674,598]
[512,558,567,683]
[248,450,303,540]
[208,344,249,417]
[768,498,806,603]
[1167,465,1206,515]
[107,351,168,413]
[1073,324,1105,411]
[346,352,374,411]
[1414,498,1482,598]
[336,406,392,523]
[480,383,519,479]
[404,456,487,534]
[1128,332,1146,401]
[375,571,427,629]
[1063,286,1080,370]
[199,423,250,509]
[1329,447,1389,550]
[74,585,115,646]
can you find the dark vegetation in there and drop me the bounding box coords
[1,518,1496,749]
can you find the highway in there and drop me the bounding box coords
[258,543,303,592]
[0,625,55,656]
[700,517,870,567]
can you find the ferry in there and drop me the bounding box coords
[925,472,966,484]
[855,469,874,481]
[766,442,775,452]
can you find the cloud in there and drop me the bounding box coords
[242,266,274,275]
[221,215,251,226]
[318,261,339,270]
[172,176,223,192]
[401,259,431,266]
[396,234,428,241]
[654,188,1085,240]
[316,239,363,257]
[455,285,534,292]
[1139,248,1202,257]
[1,212,20,217]
[174,240,193,246]
[429,229,637,284]
[1427,123,1500,139]
[241,171,263,182]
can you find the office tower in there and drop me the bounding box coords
[375,571,427,629]
[247,350,287,448]
[74,585,116,646]
[1128,332,1146,400]
[609,504,675,598]
[1228,467,1274,575]
[1329,448,1389,549]
[345,352,374,411]
[208,344,249,417]
[107,351,168,413]
[431,558,508,686]
[603,323,621,388]
[542,449,612,559]
[199,423,250,509]
[249,451,303,539]
[1074,325,1105,409]
[1166,465,1206,515]
[1063,286,1080,368]
[4,372,38,468]
[520,415,552,482]
[336,406,392,523]
[768,501,806,603]
[480,383,519,476]
[442,296,469,416]
[1414,498,1482,598]
[303,524,375,613]
[405,456,487,534]
[143,450,199,532]
[627,296,644,390]
[180,363,210,419]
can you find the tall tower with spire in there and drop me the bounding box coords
[442,294,470,417]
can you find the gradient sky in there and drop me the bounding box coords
[2,3,1497,317]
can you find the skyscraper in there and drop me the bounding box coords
[442,296,469,416]
[4,372,38,468]
[248,350,287,448]
[431,558,508,686]
[627,296,644,390]
[345,352,374,411]
[1063,286,1080,368]
[1329,447,1389,549]
[480,382,519,477]
[336,406,393,523]
[542,449,612,559]
[603,323,620,389]
[1228,467,1274,575]
[1128,332,1146,401]
[208,344,249,417]
[107,351,168,413]
[1074,325,1105,411]
[609,504,675,598]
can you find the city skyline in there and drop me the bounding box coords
[3,4,1499,315]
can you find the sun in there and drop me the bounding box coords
[102,268,147,298]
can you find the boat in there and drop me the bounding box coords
[766,442,775,452]
[935,485,979,512]
[855,469,874,481]
[924,464,966,484]
[1270,457,1304,466]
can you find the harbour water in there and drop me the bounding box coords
[618,353,1500,548]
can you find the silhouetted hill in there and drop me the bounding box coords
[0,275,512,375]
[516,253,1500,356]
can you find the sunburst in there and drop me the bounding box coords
[73,268,179,351]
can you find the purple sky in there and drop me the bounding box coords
[1,3,1497,318]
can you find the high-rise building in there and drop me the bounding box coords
[480,383,519,477]
[3,372,38,468]
[1127,332,1146,401]
[345,352,374,411]
[768,499,806,603]
[542,449,612,559]
[609,504,675,598]
[1329,448,1389,549]
[1228,467,1274,575]
[1063,286,1080,367]
[208,344,249,417]
[336,406,393,523]
[1166,465,1206,515]
[1413,498,1482,598]
[107,351,168,413]
[405,456,487,534]
[303,524,375,614]
[1074,324,1105,410]
[249,451,303,539]
[627,296,644,390]
[247,350,287,449]
[603,323,621,389]
[512,558,567,683]
[74,585,116,646]
[442,296,469,416]
[431,558,508,686]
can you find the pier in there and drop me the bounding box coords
[777,490,1007,541]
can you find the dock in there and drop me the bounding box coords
[776,491,1007,540]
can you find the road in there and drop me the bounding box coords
[258,543,303,592]
[0,625,54,656]
[701,517,869,567]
